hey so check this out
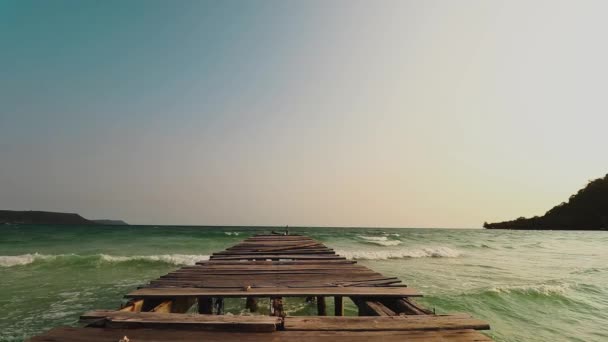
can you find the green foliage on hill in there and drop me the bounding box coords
[484,174,608,230]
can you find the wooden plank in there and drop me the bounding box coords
[154,274,389,280]
[254,242,325,252]
[183,265,364,270]
[196,259,357,266]
[28,327,493,342]
[209,255,347,260]
[284,316,490,332]
[127,286,421,298]
[80,311,280,332]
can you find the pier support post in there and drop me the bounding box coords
[197,296,213,314]
[214,297,225,315]
[270,297,284,317]
[317,296,326,316]
[245,297,258,312]
[334,296,343,316]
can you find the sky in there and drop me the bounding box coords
[1,0,607,227]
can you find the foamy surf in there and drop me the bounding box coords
[488,283,571,296]
[358,235,402,246]
[0,253,209,267]
[99,254,209,265]
[0,253,54,267]
[336,246,462,260]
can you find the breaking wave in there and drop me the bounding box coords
[224,232,240,236]
[358,235,402,246]
[0,253,46,267]
[337,246,462,260]
[0,253,209,267]
[99,254,209,265]
[487,283,571,296]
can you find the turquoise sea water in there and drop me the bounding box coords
[1,225,606,341]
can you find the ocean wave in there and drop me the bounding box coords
[99,254,209,265]
[224,232,240,236]
[358,235,402,246]
[487,283,571,296]
[337,246,462,260]
[0,253,53,267]
[0,253,209,267]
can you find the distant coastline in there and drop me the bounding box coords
[484,174,608,230]
[0,210,127,226]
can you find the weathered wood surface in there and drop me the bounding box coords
[80,311,280,332]
[127,286,421,298]
[129,235,420,299]
[28,327,493,342]
[284,316,490,331]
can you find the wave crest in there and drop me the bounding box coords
[0,253,209,267]
[358,235,402,246]
[337,246,462,260]
[0,253,53,267]
[99,254,209,265]
[487,284,571,296]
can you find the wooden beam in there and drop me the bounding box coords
[79,311,280,332]
[283,315,490,331]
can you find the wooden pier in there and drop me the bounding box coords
[29,234,492,341]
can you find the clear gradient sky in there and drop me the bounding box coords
[1,0,607,227]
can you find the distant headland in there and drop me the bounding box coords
[484,174,608,230]
[0,210,128,226]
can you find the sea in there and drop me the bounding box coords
[1,225,606,342]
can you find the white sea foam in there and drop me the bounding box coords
[337,246,462,260]
[358,235,388,241]
[0,253,210,267]
[0,253,54,267]
[358,235,402,246]
[488,283,571,296]
[99,254,210,265]
[224,232,240,236]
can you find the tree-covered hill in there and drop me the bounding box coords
[484,174,608,230]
